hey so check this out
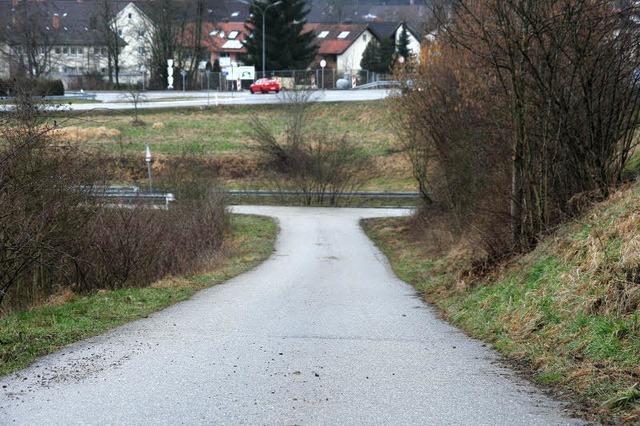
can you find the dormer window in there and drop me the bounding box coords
[318,31,329,38]
[228,31,239,39]
[337,31,350,39]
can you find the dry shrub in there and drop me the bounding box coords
[248,90,370,205]
[152,122,165,130]
[0,82,229,314]
[75,191,227,292]
[392,38,512,259]
[396,0,640,258]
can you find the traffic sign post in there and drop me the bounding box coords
[180,70,187,92]
[320,59,327,90]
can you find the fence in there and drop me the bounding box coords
[54,68,396,92]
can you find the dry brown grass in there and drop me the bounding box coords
[52,126,121,143]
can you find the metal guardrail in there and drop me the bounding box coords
[86,186,420,209]
[90,186,175,209]
[354,81,400,90]
[226,190,421,199]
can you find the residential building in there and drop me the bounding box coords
[305,23,373,75]
[367,22,421,61]
[203,21,247,66]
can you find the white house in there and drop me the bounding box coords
[305,23,375,76]
[113,2,154,80]
[368,22,421,62]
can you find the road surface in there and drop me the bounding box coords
[0,90,390,112]
[0,206,581,425]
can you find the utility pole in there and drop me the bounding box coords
[237,0,282,77]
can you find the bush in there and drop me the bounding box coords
[248,90,369,205]
[75,191,227,292]
[394,1,640,256]
[0,85,228,314]
[0,78,64,97]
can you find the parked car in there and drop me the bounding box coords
[250,78,281,94]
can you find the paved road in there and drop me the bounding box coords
[0,206,581,425]
[0,90,390,112]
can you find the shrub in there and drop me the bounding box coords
[248,90,369,205]
[0,84,228,314]
[0,78,64,97]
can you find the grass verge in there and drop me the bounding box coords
[0,214,277,378]
[363,182,640,424]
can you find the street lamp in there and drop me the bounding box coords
[237,0,282,78]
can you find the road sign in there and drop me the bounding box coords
[320,59,327,68]
[227,66,255,80]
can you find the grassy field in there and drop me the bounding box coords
[56,101,416,192]
[0,214,277,378]
[363,182,640,424]
[67,102,396,156]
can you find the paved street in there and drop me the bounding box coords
[0,89,390,112]
[0,206,581,425]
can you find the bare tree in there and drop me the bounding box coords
[431,0,640,250]
[0,2,58,77]
[96,0,123,89]
[123,85,147,125]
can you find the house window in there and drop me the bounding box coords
[128,13,132,19]
[70,47,77,54]
[337,31,350,39]
[228,31,239,39]
[363,34,367,41]
[101,47,108,55]
[318,31,329,38]
[63,47,69,54]
[138,47,146,54]
[55,47,61,54]
[118,29,123,36]
[94,47,99,55]
[78,47,84,54]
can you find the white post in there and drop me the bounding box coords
[167,59,174,90]
[145,145,153,192]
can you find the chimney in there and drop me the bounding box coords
[52,13,60,30]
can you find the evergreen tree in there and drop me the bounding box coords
[360,40,380,72]
[396,24,412,60]
[360,38,395,74]
[378,38,395,72]
[242,0,318,71]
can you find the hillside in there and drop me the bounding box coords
[364,180,640,423]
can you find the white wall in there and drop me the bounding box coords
[395,24,421,62]
[49,46,109,75]
[115,3,153,76]
[337,30,374,75]
[0,44,10,79]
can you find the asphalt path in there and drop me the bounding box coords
[0,206,582,425]
[0,90,390,112]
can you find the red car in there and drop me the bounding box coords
[250,78,281,94]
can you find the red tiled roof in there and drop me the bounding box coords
[202,22,247,53]
[303,23,368,55]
